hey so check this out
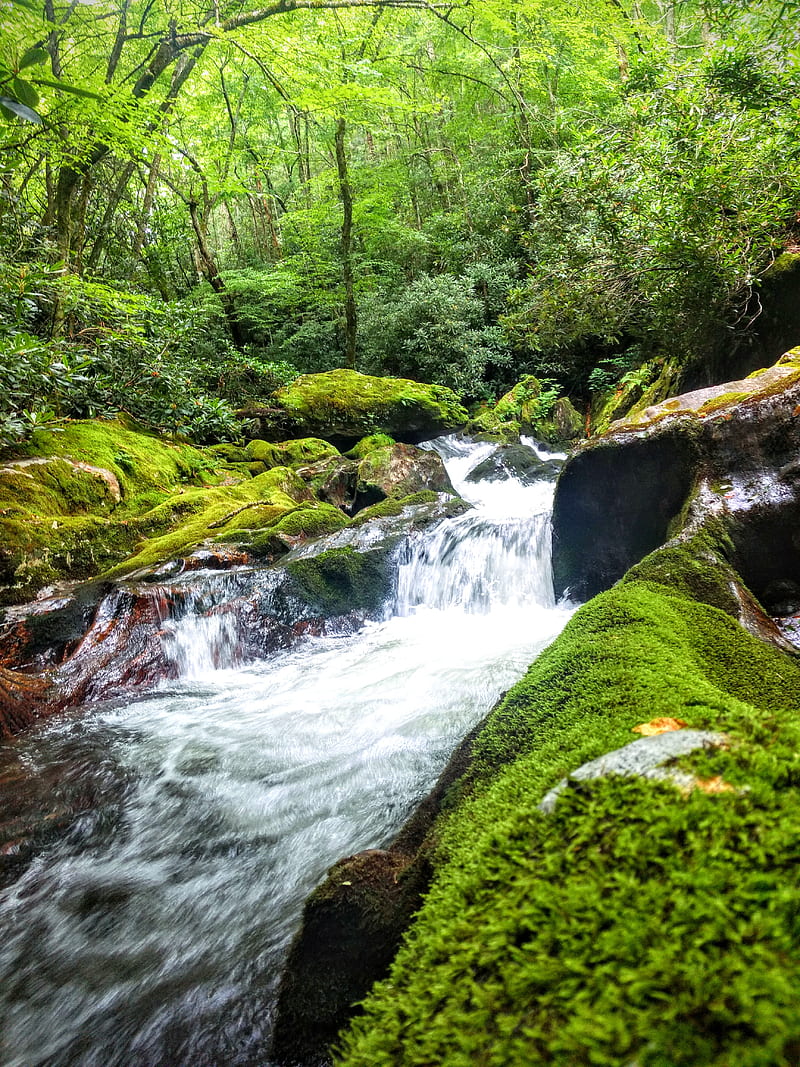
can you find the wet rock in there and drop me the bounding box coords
[552,349,800,603]
[538,730,728,813]
[296,455,358,512]
[354,443,454,511]
[0,581,111,670]
[0,666,54,738]
[465,444,563,485]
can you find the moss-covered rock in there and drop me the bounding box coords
[285,545,394,617]
[331,535,800,1067]
[344,433,396,460]
[0,420,219,602]
[245,370,468,445]
[552,349,800,602]
[245,437,341,468]
[467,376,583,446]
[355,444,454,511]
[297,455,359,513]
[101,466,316,578]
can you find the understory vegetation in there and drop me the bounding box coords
[2,0,799,447]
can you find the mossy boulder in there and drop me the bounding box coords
[344,433,396,460]
[0,420,219,602]
[245,437,341,469]
[552,349,800,602]
[317,532,800,1067]
[243,370,468,446]
[355,444,454,511]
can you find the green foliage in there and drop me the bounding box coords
[359,269,514,398]
[504,43,800,391]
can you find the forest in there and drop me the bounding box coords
[6,3,800,1066]
[2,0,798,446]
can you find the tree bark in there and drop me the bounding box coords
[334,117,357,370]
[188,197,247,349]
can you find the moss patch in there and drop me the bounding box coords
[245,437,341,468]
[345,434,397,460]
[0,419,221,600]
[269,370,468,442]
[337,535,800,1067]
[101,467,312,577]
[286,545,393,616]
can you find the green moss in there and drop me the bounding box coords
[593,360,682,436]
[493,375,543,425]
[12,419,215,504]
[337,537,800,1067]
[697,390,752,415]
[286,545,392,616]
[245,437,340,468]
[350,490,439,526]
[345,434,397,460]
[270,369,468,440]
[101,466,309,577]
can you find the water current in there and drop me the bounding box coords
[0,436,573,1066]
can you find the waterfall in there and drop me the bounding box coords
[0,435,573,1067]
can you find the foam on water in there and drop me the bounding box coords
[0,435,573,1067]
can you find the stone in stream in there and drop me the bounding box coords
[465,443,563,485]
[239,368,468,446]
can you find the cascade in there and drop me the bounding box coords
[0,436,572,1067]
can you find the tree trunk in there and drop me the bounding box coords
[334,117,357,370]
[188,197,246,349]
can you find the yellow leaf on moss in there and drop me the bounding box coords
[632,717,688,736]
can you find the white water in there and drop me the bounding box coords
[0,436,572,1067]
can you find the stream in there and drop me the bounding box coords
[0,436,573,1067]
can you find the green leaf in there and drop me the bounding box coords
[19,47,49,69]
[31,76,100,100]
[8,0,41,10]
[11,77,39,108]
[0,95,43,123]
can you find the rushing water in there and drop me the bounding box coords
[0,436,572,1067]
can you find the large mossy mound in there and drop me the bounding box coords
[0,420,220,600]
[247,369,468,445]
[335,535,800,1067]
[0,419,461,603]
